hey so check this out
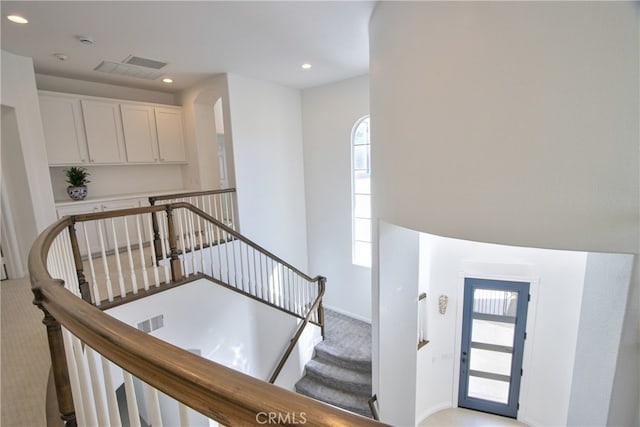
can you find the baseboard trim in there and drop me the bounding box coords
[323,304,371,324]
[417,402,453,424]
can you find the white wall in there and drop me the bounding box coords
[370,3,639,424]
[1,50,57,241]
[1,106,38,273]
[178,74,235,191]
[370,2,638,254]
[106,278,319,385]
[567,253,635,427]
[227,73,309,271]
[378,221,419,426]
[48,164,184,201]
[301,75,371,321]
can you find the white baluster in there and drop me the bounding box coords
[250,246,257,296]
[269,259,280,306]
[187,209,198,275]
[212,205,225,281]
[155,212,170,284]
[177,208,188,276]
[60,229,80,296]
[110,218,127,298]
[72,336,98,426]
[143,384,163,427]
[123,371,142,427]
[238,239,245,292]
[135,215,150,291]
[100,355,122,427]
[123,216,138,294]
[278,264,284,309]
[227,192,236,230]
[196,213,206,274]
[86,346,110,426]
[83,222,101,305]
[178,402,190,426]
[97,220,114,302]
[205,213,215,277]
[298,276,302,315]
[61,329,87,426]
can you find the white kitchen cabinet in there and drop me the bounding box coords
[40,92,187,167]
[81,99,127,163]
[155,107,186,162]
[39,95,89,165]
[120,104,158,163]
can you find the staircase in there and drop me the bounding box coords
[295,309,373,418]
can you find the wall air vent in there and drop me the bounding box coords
[94,61,165,80]
[137,314,164,333]
[123,55,168,70]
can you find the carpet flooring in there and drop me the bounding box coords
[1,277,50,427]
[295,309,373,417]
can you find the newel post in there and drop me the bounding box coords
[148,198,164,259]
[317,276,327,339]
[165,205,183,282]
[68,220,91,303]
[32,287,77,427]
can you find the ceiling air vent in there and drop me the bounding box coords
[123,55,168,70]
[94,61,165,80]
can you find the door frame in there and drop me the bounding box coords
[452,271,539,421]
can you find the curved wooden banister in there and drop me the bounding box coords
[30,206,383,426]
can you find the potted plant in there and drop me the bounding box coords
[64,166,90,200]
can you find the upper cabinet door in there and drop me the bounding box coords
[155,107,186,162]
[39,95,89,165]
[120,104,158,163]
[81,99,126,163]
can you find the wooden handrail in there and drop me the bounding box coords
[30,205,385,426]
[148,187,237,205]
[269,277,326,383]
[368,395,380,421]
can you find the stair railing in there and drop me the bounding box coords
[29,202,383,426]
[149,188,238,256]
[268,276,326,384]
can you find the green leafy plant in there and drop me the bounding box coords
[64,167,91,187]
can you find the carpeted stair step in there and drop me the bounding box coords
[304,359,372,395]
[295,376,372,418]
[314,340,372,373]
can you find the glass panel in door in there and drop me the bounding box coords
[458,278,529,418]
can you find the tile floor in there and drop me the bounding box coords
[419,407,527,426]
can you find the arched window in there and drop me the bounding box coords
[352,116,371,267]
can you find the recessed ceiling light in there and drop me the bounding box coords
[162,78,173,83]
[301,63,312,70]
[7,15,28,24]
